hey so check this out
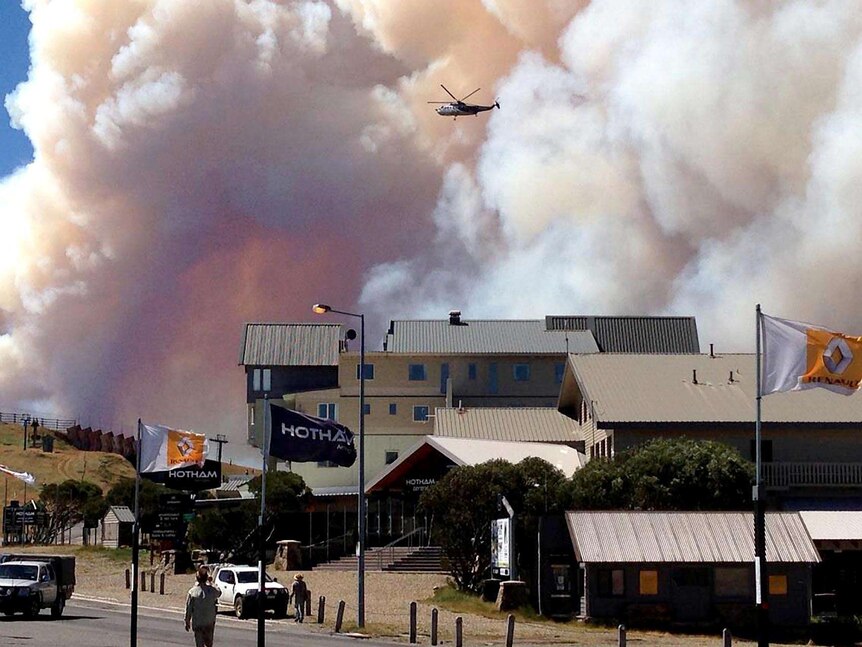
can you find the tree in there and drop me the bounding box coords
[560,438,755,511]
[105,478,180,532]
[419,458,566,591]
[38,480,106,543]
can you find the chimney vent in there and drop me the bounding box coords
[448,310,462,325]
[729,371,735,383]
[692,369,698,384]
[709,343,715,358]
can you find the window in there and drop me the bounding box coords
[252,369,260,391]
[389,403,397,415]
[769,574,788,596]
[363,403,371,415]
[513,364,531,381]
[468,363,477,380]
[715,567,750,597]
[385,451,398,465]
[413,405,430,422]
[356,363,374,380]
[555,363,566,384]
[252,368,271,391]
[317,403,337,420]
[639,570,658,595]
[408,364,427,381]
[440,363,450,394]
[597,569,625,596]
[489,363,499,394]
[217,570,235,585]
[262,368,271,391]
[672,568,709,587]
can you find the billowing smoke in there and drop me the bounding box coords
[2,0,862,447]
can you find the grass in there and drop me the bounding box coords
[76,545,133,565]
[427,583,544,622]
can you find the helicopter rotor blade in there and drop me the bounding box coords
[440,84,459,101]
[427,101,451,104]
[460,88,481,102]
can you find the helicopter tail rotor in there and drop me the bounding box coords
[494,100,500,109]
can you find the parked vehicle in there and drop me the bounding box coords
[0,554,76,619]
[211,564,288,619]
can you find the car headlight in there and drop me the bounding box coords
[17,587,31,596]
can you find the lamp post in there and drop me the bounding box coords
[313,303,366,627]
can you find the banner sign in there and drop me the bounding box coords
[269,406,357,467]
[143,460,222,492]
[153,493,195,542]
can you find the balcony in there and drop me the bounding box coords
[762,462,862,489]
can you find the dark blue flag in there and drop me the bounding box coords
[268,405,357,467]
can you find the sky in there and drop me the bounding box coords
[0,1,33,174]
[3,1,862,462]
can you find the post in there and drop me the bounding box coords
[755,304,769,647]
[317,595,326,624]
[149,571,155,593]
[358,312,366,627]
[723,627,732,647]
[335,600,345,633]
[618,624,626,647]
[505,614,515,647]
[159,572,165,595]
[141,569,146,592]
[258,394,271,647]
[130,419,142,647]
[125,569,130,589]
[409,601,417,643]
[455,616,463,647]
[431,608,438,646]
[306,591,312,617]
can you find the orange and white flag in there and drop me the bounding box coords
[139,423,208,473]
[762,314,862,395]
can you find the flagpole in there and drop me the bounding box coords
[258,395,270,647]
[131,419,142,647]
[755,305,769,647]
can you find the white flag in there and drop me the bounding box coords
[139,423,209,473]
[762,313,862,395]
[0,464,36,485]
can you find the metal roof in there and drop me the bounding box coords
[546,316,700,353]
[799,511,862,541]
[384,319,599,354]
[566,511,820,564]
[107,506,135,524]
[566,353,862,424]
[433,407,583,443]
[311,485,360,497]
[238,323,342,366]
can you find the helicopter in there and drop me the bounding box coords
[428,85,500,119]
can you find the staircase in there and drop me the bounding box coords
[384,546,447,573]
[313,545,446,573]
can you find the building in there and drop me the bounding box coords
[240,313,700,492]
[101,506,135,548]
[558,352,862,505]
[799,510,862,616]
[561,511,819,629]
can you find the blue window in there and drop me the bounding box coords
[389,403,397,415]
[468,363,477,380]
[363,403,371,415]
[356,363,374,380]
[489,363,498,394]
[408,364,427,381]
[413,405,429,422]
[513,364,531,382]
[317,403,337,420]
[555,363,566,384]
[440,363,450,394]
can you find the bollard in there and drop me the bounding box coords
[306,590,312,617]
[456,616,463,647]
[409,601,418,643]
[722,628,732,647]
[159,573,165,595]
[618,624,626,647]
[140,570,146,592]
[505,614,515,647]
[150,571,155,593]
[335,600,345,633]
[431,608,438,646]
[125,569,131,590]
[317,595,326,624]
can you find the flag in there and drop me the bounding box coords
[0,464,35,485]
[762,313,862,395]
[139,423,208,473]
[269,406,356,467]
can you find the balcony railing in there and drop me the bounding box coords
[762,462,862,488]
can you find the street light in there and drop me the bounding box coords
[313,303,366,627]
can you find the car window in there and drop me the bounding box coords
[236,571,272,584]
[0,564,38,580]
[217,571,235,584]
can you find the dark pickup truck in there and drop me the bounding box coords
[0,554,75,618]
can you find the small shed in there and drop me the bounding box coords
[102,506,135,548]
[566,511,820,630]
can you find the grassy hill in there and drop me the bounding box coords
[0,423,135,503]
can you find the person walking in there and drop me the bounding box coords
[290,573,308,623]
[185,565,220,647]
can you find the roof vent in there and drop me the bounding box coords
[692,369,698,385]
[449,310,463,325]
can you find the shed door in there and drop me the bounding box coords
[671,567,711,621]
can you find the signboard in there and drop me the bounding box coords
[491,518,511,576]
[143,460,222,492]
[154,493,195,542]
[3,506,22,533]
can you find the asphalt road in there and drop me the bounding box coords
[0,598,382,647]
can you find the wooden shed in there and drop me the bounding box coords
[101,505,135,548]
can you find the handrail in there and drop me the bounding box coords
[762,462,862,487]
[377,527,427,570]
[0,411,78,432]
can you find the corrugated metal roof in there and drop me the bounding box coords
[312,485,360,497]
[546,316,700,353]
[800,511,862,541]
[238,323,342,366]
[568,353,862,424]
[108,505,135,523]
[217,476,253,492]
[384,320,599,354]
[434,407,583,443]
[566,511,820,563]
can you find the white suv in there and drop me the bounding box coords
[212,565,288,619]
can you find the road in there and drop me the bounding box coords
[0,598,386,647]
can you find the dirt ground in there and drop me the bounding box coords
[4,546,813,646]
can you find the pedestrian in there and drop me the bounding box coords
[185,565,220,647]
[290,573,307,623]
